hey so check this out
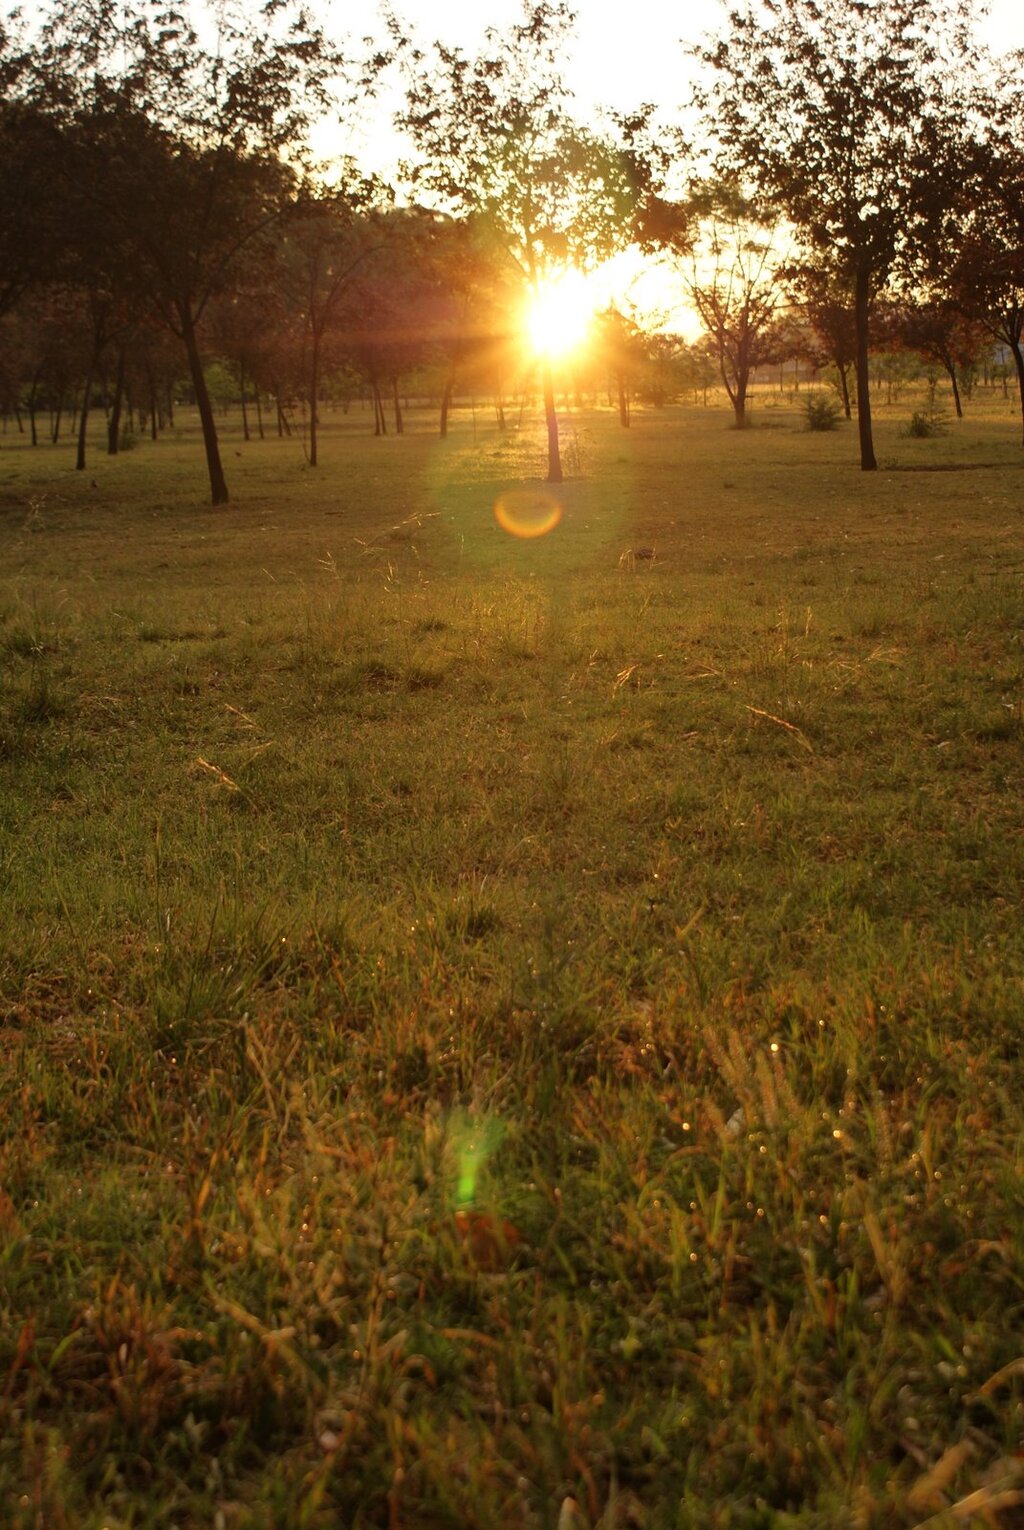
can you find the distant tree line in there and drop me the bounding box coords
[1,0,1021,499]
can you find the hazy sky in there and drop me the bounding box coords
[311,0,1024,330]
[321,0,1024,173]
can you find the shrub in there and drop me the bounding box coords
[902,407,947,438]
[803,392,842,431]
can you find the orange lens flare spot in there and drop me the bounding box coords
[494,490,562,539]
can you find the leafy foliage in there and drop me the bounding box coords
[695,0,978,468]
[803,390,842,431]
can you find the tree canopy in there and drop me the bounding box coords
[695,0,976,468]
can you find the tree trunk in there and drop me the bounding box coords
[543,360,562,483]
[240,360,250,443]
[274,388,288,437]
[27,376,39,445]
[943,360,963,419]
[838,363,852,420]
[440,376,454,438]
[853,265,877,471]
[181,308,229,504]
[617,372,630,428]
[107,342,127,455]
[308,332,321,467]
[255,387,264,440]
[51,391,64,444]
[1010,337,1024,448]
[372,380,387,436]
[723,358,748,428]
[392,377,404,435]
[76,369,94,471]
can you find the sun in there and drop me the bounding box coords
[523,269,596,362]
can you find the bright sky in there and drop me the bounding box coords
[322,0,1024,172]
[319,0,720,173]
[311,0,1024,335]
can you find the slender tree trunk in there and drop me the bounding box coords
[854,265,877,471]
[392,377,404,435]
[372,380,387,436]
[255,388,264,440]
[722,358,748,429]
[543,360,562,483]
[274,388,286,437]
[107,343,127,455]
[440,376,454,438]
[308,334,320,467]
[51,391,64,443]
[148,370,159,440]
[838,363,852,419]
[76,369,94,471]
[1010,337,1024,448]
[240,360,250,443]
[943,361,963,419]
[617,372,630,428]
[27,376,39,445]
[180,308,229,504]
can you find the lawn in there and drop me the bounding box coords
[1,393,1023,1527]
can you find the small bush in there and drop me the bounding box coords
[803,392,842,431]
[902,406,948,438]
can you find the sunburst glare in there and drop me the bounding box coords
[523,269,596,361]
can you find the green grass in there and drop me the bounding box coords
[2,394,1024,1527]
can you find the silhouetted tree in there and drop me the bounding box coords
[785,262,857,418]
[686,187,782,428]
[941,108,1024,444]
[277,173,389,464]
[397,1,634,482]
[36,0,342,502]
[895,299,986,418]
[696,0,974,468]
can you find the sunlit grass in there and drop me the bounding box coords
[2,393,1024,1525]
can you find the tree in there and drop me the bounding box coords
[0,17,68,326]
[685,187,782,429]
[411,214,520,439]
[785,261,857,418]
[895,298,986,419]
[696,0,973,469]
[941,111,1024,445]
[277,174,389,465]
[397,1,634,483]
[593,306,647,427]
[35,0,343,503]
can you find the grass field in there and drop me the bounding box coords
[2,393,1023,1528]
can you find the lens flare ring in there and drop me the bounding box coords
[494,489,563,539]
